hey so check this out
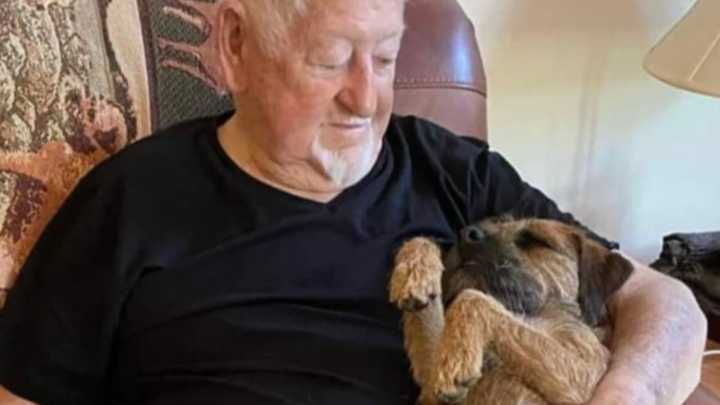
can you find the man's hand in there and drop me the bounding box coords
[587,252,707,405]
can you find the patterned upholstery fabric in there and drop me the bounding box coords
[0,0,487,307]
[0,1,231,305]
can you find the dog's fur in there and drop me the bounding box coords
[389,217,634,405]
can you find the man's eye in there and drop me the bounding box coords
[375,57,396,69]
[314,59,350,71]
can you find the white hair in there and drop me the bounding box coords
[242,0,311,58]
[242,0,408,58]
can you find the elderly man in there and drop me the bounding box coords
[0,0,707,404]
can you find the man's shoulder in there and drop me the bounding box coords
[388,114,490,170]
[84,114,219,187]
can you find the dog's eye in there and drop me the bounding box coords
[515,231,553,250]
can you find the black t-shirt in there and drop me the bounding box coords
[0,114,616,405]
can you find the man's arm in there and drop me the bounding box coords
[0,386,36,405]
[465,147,706,403]
[589,252,707,405]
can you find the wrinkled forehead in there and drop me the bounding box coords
[301,0,406,42]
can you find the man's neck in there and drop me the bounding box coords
[217,116,342,203]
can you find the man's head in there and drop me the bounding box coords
[217,0,406,195]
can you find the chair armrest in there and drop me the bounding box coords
[686,386,720,405]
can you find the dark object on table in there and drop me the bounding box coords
[651,231,720,339]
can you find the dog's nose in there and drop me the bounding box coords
[461,225,486,244]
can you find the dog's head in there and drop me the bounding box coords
[442,217,633,326]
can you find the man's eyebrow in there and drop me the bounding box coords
[381,26,407,40]
[317,25,406,43]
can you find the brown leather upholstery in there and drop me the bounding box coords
[393,0,488,140]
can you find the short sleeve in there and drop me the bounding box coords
[467,140,619,250]
[0,170,136,404]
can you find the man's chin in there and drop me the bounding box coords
[312,138,381,190]
[322,158,370,190]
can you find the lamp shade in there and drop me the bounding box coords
[644,0,720,97]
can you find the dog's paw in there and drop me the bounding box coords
[390,261,441,311]
[430,291,491,404]
[389,237,444,311]
[415,391,441,405]
[431,342,483,404]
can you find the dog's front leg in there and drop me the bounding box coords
[390,237,446,404]
[431,289,498,404]
[490,315,607,405]
[402,297,445,405]
[435,290,606,405]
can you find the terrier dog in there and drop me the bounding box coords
[389,217,633,405]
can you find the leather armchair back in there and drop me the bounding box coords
[394,0,488,140]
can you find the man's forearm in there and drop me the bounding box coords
[600,258,707,404]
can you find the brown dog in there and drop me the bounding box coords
[389,217,634,405]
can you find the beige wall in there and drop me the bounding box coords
[457,0,720,262]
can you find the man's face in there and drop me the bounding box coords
[239,0,406,189]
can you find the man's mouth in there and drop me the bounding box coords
[321,123,372,149]
[329,122,369,131]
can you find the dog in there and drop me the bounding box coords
[389,217,634,405]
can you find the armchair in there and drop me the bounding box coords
[0,0,714,403]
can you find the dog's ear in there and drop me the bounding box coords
[574,234,634,326]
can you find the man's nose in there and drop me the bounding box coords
[338,57,377,117]
[460,225,486,245]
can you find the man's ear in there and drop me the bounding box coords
[574,234,634,326]
[218,1,250,94]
